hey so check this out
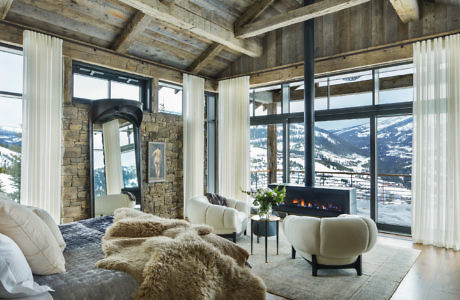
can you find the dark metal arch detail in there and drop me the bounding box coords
[89,99,143,126]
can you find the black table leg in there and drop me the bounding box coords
[276,220,279,255]
[250,219,253,255]
[265,220,268,263]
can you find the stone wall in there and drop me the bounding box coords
[60,105,185,222]
[140,113,184,218]
[61,102,91,223]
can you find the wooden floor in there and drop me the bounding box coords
[266,234,460,300]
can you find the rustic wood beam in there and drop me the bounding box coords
[117,0,262,57]
[0,0,13,19]
[112,11,151,53]
[187,0,274,75]
[389,0,420,23]
[0,20,217,91]
[433,0,460,7]
[235,0,370,38]
[234,0,275,30]
[188,43,224,74]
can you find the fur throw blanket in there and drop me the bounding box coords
[96,208,266,300]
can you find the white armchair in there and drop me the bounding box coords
[284,214,377,276]
[95,194,135,217]
[188,195,249,242]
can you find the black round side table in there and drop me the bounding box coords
[250,215,280,263]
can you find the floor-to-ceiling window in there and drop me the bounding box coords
[249,63,413,234]
[0,45,22,202]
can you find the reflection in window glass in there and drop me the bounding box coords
[93,131,107,197]
[159,82,182,115]
[250,85,281,116]
[111,81,140,101]
[119,123,138,188]
[378,64,414,105]
[0,49,22,94]
[121,150,138,188]
[329,92,372,109]
[74,74,108,100]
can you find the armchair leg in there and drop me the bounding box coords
[244,229,247,236]
[232,232,236,243]
[312,255,318,277]
[292,246,296,259]
[355,255,362,276]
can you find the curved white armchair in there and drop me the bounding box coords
[284,214,377,276]
[95,194,135,217]
[188,195,249,242]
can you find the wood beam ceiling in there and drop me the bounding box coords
[187,43,224,74]
[117,0,262,57]
[235,0,371,38]
[389,0,420,23]
[112,11,151,53]
[187,0,275,75]
[0,0,13,19]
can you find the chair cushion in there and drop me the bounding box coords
[204,193,228,206]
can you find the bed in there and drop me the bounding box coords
[33,216,139,300]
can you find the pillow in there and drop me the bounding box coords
[204,193,228,206]
[0,234,53,299]
[0,200,66,275]
[27,206,66,252]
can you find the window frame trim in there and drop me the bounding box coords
[72,61,151,112]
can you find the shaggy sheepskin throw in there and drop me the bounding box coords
[96,208,266,300]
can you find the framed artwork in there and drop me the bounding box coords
[148,142,166,183]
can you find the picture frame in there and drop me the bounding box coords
[148,142,166,183]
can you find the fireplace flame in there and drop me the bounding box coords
[293,199,299,204]
[300,200,304,206]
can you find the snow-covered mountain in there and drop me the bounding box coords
[0,126,21,147]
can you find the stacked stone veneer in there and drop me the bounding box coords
[61,103,184,223]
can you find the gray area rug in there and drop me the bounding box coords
[237,224,420,300]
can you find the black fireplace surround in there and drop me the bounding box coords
[269,184,357,217]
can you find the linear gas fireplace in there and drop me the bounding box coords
[269,184,357,217]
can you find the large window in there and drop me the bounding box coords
[72,62,150,110]
[158,81,182,115]
[0,45,23,202]
[250,63,413,234]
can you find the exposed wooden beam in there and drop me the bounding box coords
[235,0,370,38]
[434,0,460,7]
[389,0,420,23]
[186,0,274,75]
[188,43,224,74]
[234,0,275,30]
[112,11,151,53]
[0,20,217,91]
[0,0,13,19]
[117,0,262,57]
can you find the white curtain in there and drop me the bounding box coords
[412,34,460,250]
[21,31,63,223]
[102,119,123,195]
[183,74,204,217]
[218,76,250,201]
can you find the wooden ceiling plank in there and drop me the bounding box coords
[187,43,224,74]
[112,11,151,53]
[0,0,13,19]
[236,0,371,38]
[117,0,262,57]
[234,0,275,30]
[389,0,420,23]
